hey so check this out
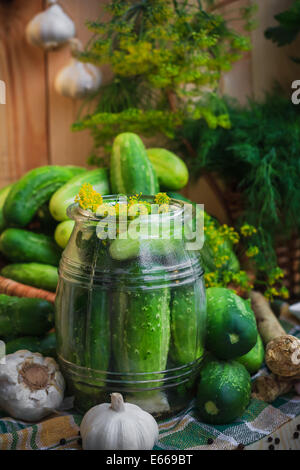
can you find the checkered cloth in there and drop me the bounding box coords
[0,321,299,450]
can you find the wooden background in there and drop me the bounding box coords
[0,0,299,222]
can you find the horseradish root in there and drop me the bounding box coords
[250,291,300,377]
[250,291,286,343]
[265,335,300,377]
[252,374,294,403]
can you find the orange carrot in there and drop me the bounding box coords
[0,276,56,303]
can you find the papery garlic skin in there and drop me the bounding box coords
[26,1,76,50]
[55,59,102,99]
[0,350,65,422]
[80,393,159,450]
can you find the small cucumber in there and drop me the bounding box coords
[0,294,54,339]
[236,333,264,374]
[35,203,58,233]
[85,289,110,371]
[1,263,58,292]
[54,220,75,249]
[0,184,13,233]
[110,133,159,195]
[4,165,85,227]
[169,283,205,366]
[147,148,189,190]
[112,280,171,379]
[206,287,258,360]
[196,355,251,424]
[0,228,62,266]
[5,332,56,357]
[49,168,110,221]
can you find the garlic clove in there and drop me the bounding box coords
[55,58,102,99]
[26,0,76,50]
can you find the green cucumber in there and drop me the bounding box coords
[55,282,88,365]
[169,283,205,366]
[147,148,189,190]
[1,263,58,292]
[196,355,251,424]
[112,285,171,379]
[0,228,62,266]
[0,294,54,338]
[85,289,110,371]
[0,184,13,232]
[110,133,159,195]
[54,220,75,249]
[49,168,110,221]
[206,287,258,360]
[236,333,264,374]
[35,203,58,233]
[4,165,85,227]
[5,332,56,357]
[109,237,140,261]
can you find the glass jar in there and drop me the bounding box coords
[55,195,206,418]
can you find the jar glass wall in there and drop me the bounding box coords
[55,195,206,418]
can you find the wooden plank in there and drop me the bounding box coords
[251,0,300,100]
[0,0,48,187]
[246,413,300,450]
[47,0,111,168]
[220,0,254,103]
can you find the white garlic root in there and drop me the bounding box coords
[26,0,75,50]
[0,350,65,422]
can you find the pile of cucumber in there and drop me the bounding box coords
[0,165,111,356]
[0,134,190,357]
[196,287,265,424]
[0,132,263,426]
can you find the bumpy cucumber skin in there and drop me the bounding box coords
[112,287,171,377]
[170,284,205,366]
[55,220,75,249]
[85,289,110,371]
[0,228,62,266]
[55,282,87,365]
[110,133,159,195]
[4,165,85,227]
[0,294,54,338]
[1,263,58,292]
[206,287,258,360]
[147,148,189,190]
[5,332,56,357]
[0,184,13,233]
[236,333,264,374]
[49,168,110,221]
[196,355,251,424]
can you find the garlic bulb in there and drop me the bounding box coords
[26,0,75,50]
[55,59,102,99]
[0,350,65,422]
[55,38,102,99]
[80,393,159,450]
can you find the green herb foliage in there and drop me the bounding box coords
[72,0,255,164]
[265,0,300,63]
[181,92,300,267]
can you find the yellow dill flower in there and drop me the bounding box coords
[75,183,103,212]
[279,286,289,299]
[240,224,257,237]
[155,192,170,206]
[245,246,259,258]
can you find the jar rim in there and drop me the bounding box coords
[67,194,188,222]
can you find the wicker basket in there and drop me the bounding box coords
[221,183,300,300]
